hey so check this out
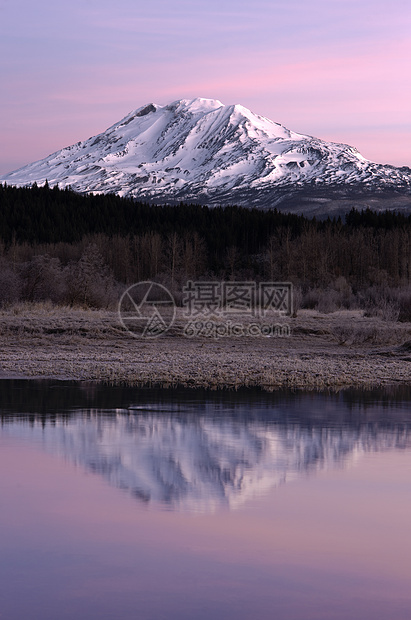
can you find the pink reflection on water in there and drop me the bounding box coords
[1,435,411,619]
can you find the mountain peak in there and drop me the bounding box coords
[1,98,411,215]
[175,97,224,111]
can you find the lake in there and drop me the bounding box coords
[1,380,411,620]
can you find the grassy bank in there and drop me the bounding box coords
[1,305,411,391]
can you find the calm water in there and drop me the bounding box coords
[1,381,411,620]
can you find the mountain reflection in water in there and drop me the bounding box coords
[2,382,411,513]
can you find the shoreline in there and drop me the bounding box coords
[0,306,411,392]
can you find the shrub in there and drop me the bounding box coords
[19,255,66,304]
[65,244,116,308]
[0,260,21,306]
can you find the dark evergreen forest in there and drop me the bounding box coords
[1,182,411,318]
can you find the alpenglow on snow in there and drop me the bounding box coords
[2,98,411,214]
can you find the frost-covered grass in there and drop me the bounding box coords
[0,306,410,390]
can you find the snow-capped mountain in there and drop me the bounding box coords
[2,98,411,213]
[3,411,411,513]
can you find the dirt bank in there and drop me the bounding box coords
[0,305,410,390]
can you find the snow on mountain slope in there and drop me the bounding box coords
[2,98,411,211]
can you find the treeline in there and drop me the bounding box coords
[1,183,411,318]
[0,182,307,254]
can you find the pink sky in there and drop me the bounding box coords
[1,0,410,175]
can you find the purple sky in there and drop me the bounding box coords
[1,0,410,175]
